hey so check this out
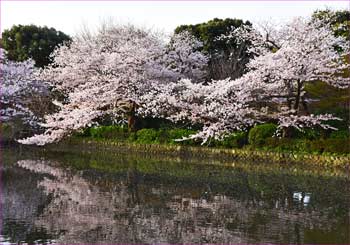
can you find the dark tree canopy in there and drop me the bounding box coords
[312,9,350,40]
[1,25,71,67]
[175,18,252,80]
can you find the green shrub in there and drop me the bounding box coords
[214,131,248,148]
[294,128,323,140]
[322,138,350,154]
[330,129,350,139]
[265,137,350,154]
[135,128,160,144]
[167,128,198,145]
[248,123,277,146]
[89,125,128,140]
[265,138,299,152]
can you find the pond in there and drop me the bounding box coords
[1,146,349,244]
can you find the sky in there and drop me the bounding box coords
[1,1,349,36]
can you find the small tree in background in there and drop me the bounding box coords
[1,24,71,67]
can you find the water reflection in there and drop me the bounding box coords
[1,149,350,244]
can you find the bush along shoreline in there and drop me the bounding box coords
[75,124,350,155]
[36,123,347,168]
[4,122,349,168]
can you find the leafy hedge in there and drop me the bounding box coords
[76,124,349,154]
[78,126,198,145]
[213,131,248,148]
[88,125,128,140]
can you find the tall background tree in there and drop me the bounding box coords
[175,18,252,80]
[1,25,71,67]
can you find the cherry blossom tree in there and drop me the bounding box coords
[0,49,49,135]
[163,31,209,82]
[18,17,349,145]
[221,17,350,135]
[18,24,208,145]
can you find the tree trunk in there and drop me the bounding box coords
[127,101,137,132]
[302,98,310,115]
[282,127,293,138]
[294,80,301,111]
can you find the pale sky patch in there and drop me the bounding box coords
[1,1,349,36]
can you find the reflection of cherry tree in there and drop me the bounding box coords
[16,160,128,243]
[11,159,344,244]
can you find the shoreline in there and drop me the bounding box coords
[34,138,350,169]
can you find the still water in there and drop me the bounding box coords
[1,147,349,244]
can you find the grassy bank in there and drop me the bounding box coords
[46,136,350,169]
[4,123,349,168]
[74,124,350,154]
[61,124,348,168]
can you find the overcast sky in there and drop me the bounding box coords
[1,1,349,36]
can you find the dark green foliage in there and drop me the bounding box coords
[248,124,278,146]
[265,138,308,152]
[137,117,175,130]
[320,138,350,154]
[214,131,248,148]
[0,123,14,142]
[76,124,349,155]
[88,125,128,140]
[167,129,198,145]
[1,24,71,67]
[312,9,350,40]
[175,18,251,54]
[305,81,349,130]
[330,129,350,139]
[293,128,324,140]
[265,137,350,154]
[78,126,198,145]
[133,128,198,145]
